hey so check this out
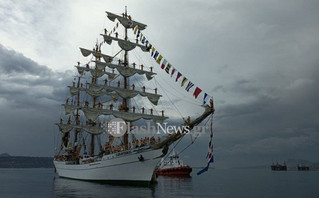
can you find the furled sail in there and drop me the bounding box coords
[105,11,147,30]
[94,61,155,80]
[81,108,100,121]
[68,86,118,99]
[75,66,116,79]
[63,104,76,115]
[86,88,105,98]
[82,126,105,135]
[79,48,113,63]
[56,123,104,135]
[69,86,79,96]
[104,85,161,105]
[68,85,161,105]
[56,123,74,133]
[80,106,168,123]
[101,34,148,52]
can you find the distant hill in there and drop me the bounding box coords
[0,153,10,157]
[312,162,319,170]
[286,159,313,166]
[0,153,53,168]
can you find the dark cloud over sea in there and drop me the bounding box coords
[0,44,72,156]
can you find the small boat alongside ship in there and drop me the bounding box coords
[155,150,192,176]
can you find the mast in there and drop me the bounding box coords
[90,47,99,157]
[73,76,81,155]
[123,6,129,148]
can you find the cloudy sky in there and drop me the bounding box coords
[0,0,318,168]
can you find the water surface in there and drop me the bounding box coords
[0,168,318,197]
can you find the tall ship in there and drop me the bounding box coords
[53,9,215,183]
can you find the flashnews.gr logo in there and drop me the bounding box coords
[106,118,127,137]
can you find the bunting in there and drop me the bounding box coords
[165,63,171,73]
[193,87,202,99]
[151,47,155,56]
[197,115,214,175]
[203,93,211,105]
[171,68,176,77]
[134,26,138,34]
[156,55,163,64]
[176,72,182,82]
[131,27,213,102]
[161,59,168,69]
[153,51,159,60]
[136,30,140,39]
[185,81,194,91]
[107,22,120,36]
[181,77,188,87]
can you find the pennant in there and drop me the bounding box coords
[185,81,194,91]
[165,63,171,73]
[134,26,138,34]
[197,155,214,175]
[113,27,116,32]
[161,59,167,69]
[197,118,215,176]
[136,30,141,39]
[153,51,159,60]
[181,77,188,87]
[193,87,202,99]
[140,33,143,41]
[141,36,146,44]
[151,47,155,56]
[171,68,176,77]
[116,22,119,28]
[197,166,208,175]
[203,93,210,105]
[145,40,149,47]
[176,72,182,82]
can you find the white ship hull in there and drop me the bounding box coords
[54,148,163,182]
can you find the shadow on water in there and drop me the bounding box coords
[52,175,193,198]
[53,176,157,198]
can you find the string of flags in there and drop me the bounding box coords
[105,22,120,36]
[197,115,214,175]
[133,26,213,105]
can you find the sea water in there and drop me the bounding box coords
[0,168,318,198]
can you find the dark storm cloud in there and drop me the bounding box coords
[213,63,319,166]
[151,0,319,167]
[0,44,72,109]
[0,44,73,156]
